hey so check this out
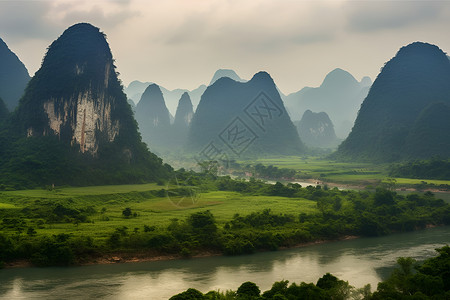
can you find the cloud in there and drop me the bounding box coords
[344,1,447,32]
[0,2,60,41]
[160,0,339,54]
[55,0,139,30]
[0,0,137,42]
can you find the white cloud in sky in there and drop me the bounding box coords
[1,0,450,93]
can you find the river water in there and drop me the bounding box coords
[1,226,449,300]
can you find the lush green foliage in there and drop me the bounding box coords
[0,173,448,267]
[390,158,450,180]
[169,246,450,299]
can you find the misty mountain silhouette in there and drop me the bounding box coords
[125,68,245,113]
[135,83,172,151]
[284,68,370,138]
[335,42,450,161]
[188,71,304,157]
[0,38,30,111]
[125,81,206,114]
[172,92,194,147]
[174,92,194,129]
[209,69,245,85]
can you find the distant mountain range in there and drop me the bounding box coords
[0,38,30,111]
[284,68,371,139]
[126,68,370,142]
[125,69,246,116]
[126,81,207,116]
[335,42,450,161]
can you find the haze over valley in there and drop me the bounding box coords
[0,1,450,299]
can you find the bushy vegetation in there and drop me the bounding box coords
[390,158,450,180]
[0,173,448,267]
[169,246,450,299]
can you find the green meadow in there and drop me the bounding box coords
[0,185,317,241]
[242,156,450,187]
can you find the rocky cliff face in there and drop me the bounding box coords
[0,38,30,111]
[41,91,119,154]
[16,23,127,156]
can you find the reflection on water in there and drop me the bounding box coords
[0,226,449,300]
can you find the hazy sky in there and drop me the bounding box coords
[1,0,450,94]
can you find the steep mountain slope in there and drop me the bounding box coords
[172,92,194,147]
[295,110,339,148]
[135,84,172,151]
[335,42,450,161]
[0,38,30,111]
[404,102,450,159]
[0,97,8,122]
[188,72,304,157]
[2,23,170,187]
[284,68,370,138]
[173,92,194,129]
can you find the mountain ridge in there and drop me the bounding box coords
[188,71,304,157]
[0,37,30,111]
[335,42,450,161]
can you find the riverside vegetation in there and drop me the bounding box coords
[169,246,450,299]
[0,169,449,268]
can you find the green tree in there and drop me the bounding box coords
[169,288,205,300]
[122,207,132,218]
[236,281,260,299]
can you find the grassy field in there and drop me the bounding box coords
[243,156,384,183]
[393,178,450,185]
[0,185,317,241]
[1,183,162,198]
[243,156,450,186]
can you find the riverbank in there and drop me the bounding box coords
[3,235,360,269]
[2,226,449,300]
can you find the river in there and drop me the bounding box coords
[0,226,449,299]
